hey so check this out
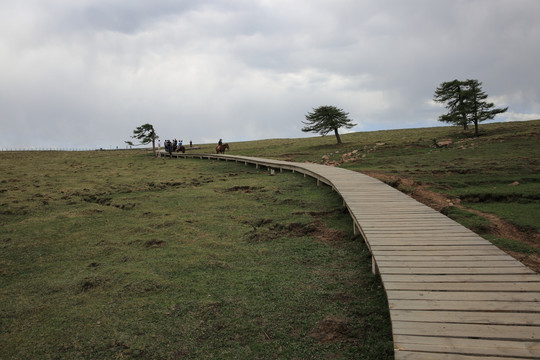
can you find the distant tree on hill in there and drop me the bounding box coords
[125,123,158,155]
[302,105,357,145]
[434,79,508,136]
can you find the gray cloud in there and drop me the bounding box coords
[1,0,539,149]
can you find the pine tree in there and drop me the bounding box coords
[302,106,356,144]
[125,123,158,155]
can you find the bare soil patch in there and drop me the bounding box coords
[144,239,166,248]
[245,218,346,244]
[225,185,263,193]
[309,315,358,344]
[362,171,540,273]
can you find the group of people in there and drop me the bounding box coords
[164,139,183,153]
[159,139,192,156]
[158,138,225,157]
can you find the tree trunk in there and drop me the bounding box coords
[334,128,342,144]
[474,120,479,137]
[151,125,156,156]
[458,87,468,130]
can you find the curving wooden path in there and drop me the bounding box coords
[170,152,540,359]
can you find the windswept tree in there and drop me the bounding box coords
[467,79,508,136]
[302,105,357,145]
[125,123,158,155]
[434,79,508,136]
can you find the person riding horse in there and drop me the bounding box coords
[216,143,229,154]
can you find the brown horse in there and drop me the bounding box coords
[216,143,229,154]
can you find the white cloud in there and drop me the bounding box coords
[1,0,539,148]
[502,112,540,123]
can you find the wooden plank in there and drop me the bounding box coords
[390,310,540,326]
[386,290,540,302]
[381,274,540,282]
[364,230,483,235]
[388,299,540,312]
[358,216,465,222]
[368,240,491,246]
[365,234,488,239]
[353,214,446,219]
[393,335,540,358]
[366,233,487,239]
[373,249,508,256]
[395,350,530,360]
[351,208,439,214]
[371,246,496,251]
[392,321,540,340]
[361,223,473,229]
[375,255,516,262]
[383,281,540,292]
[379,266,534,275]
[377,261,523,268]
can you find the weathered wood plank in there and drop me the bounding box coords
[389,299,540,312]
[373,249,508,256]
[387,290,540,302]
[395,350,530,360]
[393,335,540,358]
[379,266,534,275]
[381,274,540,282]
[392,320,540,340]
[369,240,491,246]
[371,246,497,251]
[365,233,488,239]
[383,281,540,292]
[377,260,523,268]
[375,255,516,262]
[390,310,540,325]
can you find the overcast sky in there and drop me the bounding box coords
[1,0,539,149]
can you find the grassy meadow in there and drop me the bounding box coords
[1,119,538,359]
[0,151,392,359]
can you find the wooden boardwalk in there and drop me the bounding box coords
[171,152,540,359]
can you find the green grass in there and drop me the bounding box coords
[0,151,393,359]
[467,202,540,231]
[442,207,493,234]
[485,235,540,255]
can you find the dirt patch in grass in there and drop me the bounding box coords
[144,239,166,248]
[363,170,540,273]
[309,315,358,344]
[146,181,185,189]
[363,171,455,212]
[225,185,263,193]
[245,218,345,244]
[77,276,108,292]
[83,194,112,206]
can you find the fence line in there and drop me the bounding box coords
[0,147,142,152]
